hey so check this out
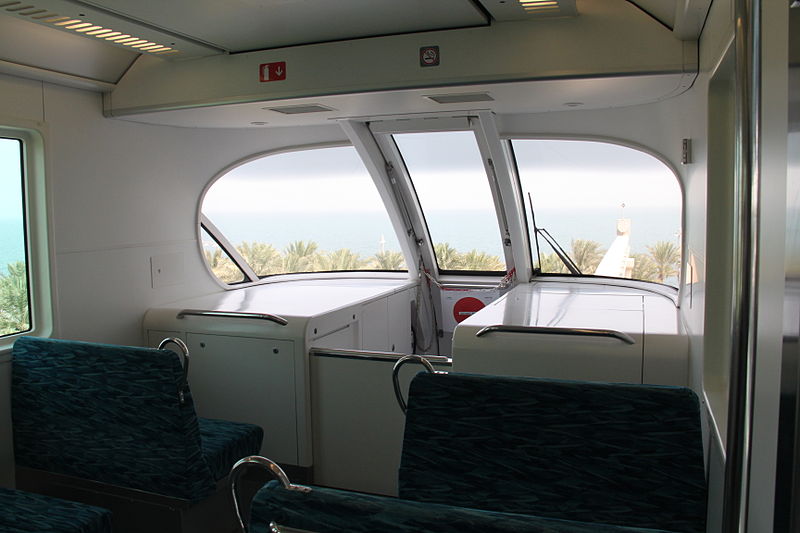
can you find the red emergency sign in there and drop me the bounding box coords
[259,62,287,82]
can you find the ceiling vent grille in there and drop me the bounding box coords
[425,93,495,104]
[266,104,336,115]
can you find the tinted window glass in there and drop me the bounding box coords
[202,146,406,281]
[393,131,506,272]
[0,137,31,337]
[513,139,682,286]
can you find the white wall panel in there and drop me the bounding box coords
[1,76,347,345]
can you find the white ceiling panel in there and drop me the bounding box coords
[75,0,490,52]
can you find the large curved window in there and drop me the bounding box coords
[513,139,682,287]
[201,145,406,283]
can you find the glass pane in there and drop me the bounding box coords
[202,146,406,278]
[393,131,506,272]
[200,228,245,284]
[0,137,31,336]
[512,139,682,286]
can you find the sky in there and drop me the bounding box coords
[0,138,23,221]
[202,135,682,218]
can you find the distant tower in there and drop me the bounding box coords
[596,215,633,278]
[379,234,386,253]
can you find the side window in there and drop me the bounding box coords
[201,145,406,283]
[0,137,31,338]
[512,139,682,287]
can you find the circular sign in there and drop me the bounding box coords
[453,297,485,324]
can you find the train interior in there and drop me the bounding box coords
[0,0,797,530]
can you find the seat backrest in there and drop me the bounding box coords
[11,336,216,501]
[399,372,707,533]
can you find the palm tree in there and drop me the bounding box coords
[538,252,568,273]
[315,249,364,271]
[283,240,319,272]
[631,252,659,282]
[647,241,681,282]
[461,249,504,271]
[203,249,244,283]
[0,261,29,336]
[237,241,281,275]
[371,250,405,270]
[570,239,605,274]
[434,242,463,270]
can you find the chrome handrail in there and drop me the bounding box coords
[474,325,636,345]
[158,337,190,404]
[392,355,444,414]
[176,309,289,326]
[230,456,312,533]
[309,347,452,365]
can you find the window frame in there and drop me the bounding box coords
[505,134,685,290]
[198,142,413,288]
[0,123,53,353]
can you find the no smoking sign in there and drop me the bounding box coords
[419,46,440,67]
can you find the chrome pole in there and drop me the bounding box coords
[722,0,761,530]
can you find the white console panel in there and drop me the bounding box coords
[143,278,415,467]
[452,281,688,386]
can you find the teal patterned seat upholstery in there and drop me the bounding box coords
[251,481,677,533]
[248,372,706,533]
[11,336,263,502]
[199,417,265,482]
[398,373,706,533]
[0,487,112,533]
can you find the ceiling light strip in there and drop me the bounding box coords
[5,3,182,56]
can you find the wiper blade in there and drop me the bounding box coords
[527,192,582,275]
[537,228,582,275]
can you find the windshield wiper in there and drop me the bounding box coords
[528,192,582,275]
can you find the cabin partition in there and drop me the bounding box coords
[143,278,417,480]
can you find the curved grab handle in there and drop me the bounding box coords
[475,325,636,345]
[392,355,441,415]
[158,337,190,404]
[230,456,312,533]
[177,309,289,326]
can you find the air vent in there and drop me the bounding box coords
[425,93,495,104]
[266,104,336,115]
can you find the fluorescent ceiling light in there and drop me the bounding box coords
[2,1,179,55]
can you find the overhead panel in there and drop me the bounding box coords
[72,0,490,53]
[626,0,675,29]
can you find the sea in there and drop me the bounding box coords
[206,207,682,259]
[0,207,682,275]
[0,218,25,276]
